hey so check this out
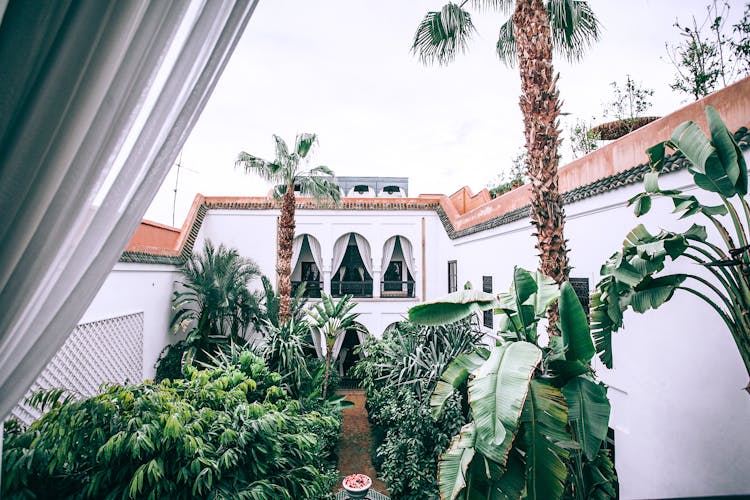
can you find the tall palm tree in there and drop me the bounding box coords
[412,0,600,316]
[306,293,361,399]
[237,133,341,324]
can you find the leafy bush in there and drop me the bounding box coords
[154,339,191,382]
[3,351,338,499]
[352,320,478,498]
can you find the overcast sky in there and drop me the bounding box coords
[145,0,747,226]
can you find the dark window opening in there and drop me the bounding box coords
[483,276,493,328]
[448,260,457,293]
[382,185,400,194]
[332,235,372,297]
[570,277,590,314]
[353,184,370,193]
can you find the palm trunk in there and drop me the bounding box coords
[278,183,296,324]
[514,0,570,331]
[323,348,332,399]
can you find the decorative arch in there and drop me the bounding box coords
[380,235,416,297]
[347,184,374,197]
[331,233,373,297]
[291,234,323,297]
[378,185,405,197]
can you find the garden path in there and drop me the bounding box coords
[336,389,389,497]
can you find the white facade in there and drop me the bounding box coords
[59,150,750,499]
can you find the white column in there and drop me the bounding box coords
[323,269,332,295]
[372,268,381,298]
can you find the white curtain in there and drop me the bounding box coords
[331,234,349,280]
[400,237,416,277]
[291,235,305,276]
[308,235,323,276]
[0,0,258,420]
[381,236,398,274]
[332,328,366,360]
[353,234,373,278]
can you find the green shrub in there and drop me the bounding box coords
[352,320,477,499]
[2,351,338,499]
[154,340,191,382]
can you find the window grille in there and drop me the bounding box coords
[448,260,457,293]
[482,276,493,328]
[569,277,590,314]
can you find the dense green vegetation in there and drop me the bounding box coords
[2,350,339,499]
[353,320,480,499]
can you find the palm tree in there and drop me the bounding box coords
[412,0,600,313]
[171,239,261,363]
[306,293,361,399]
[237,134,341,324]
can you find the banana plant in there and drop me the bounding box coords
[591,105,750,392]
[306,293,361,399]
[408,268,616,500]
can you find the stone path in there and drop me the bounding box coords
[336,389,389,496]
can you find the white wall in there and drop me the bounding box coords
[75,159,750,497]
[446,167,750,499]
[195,208,435,337]
[80,263,180,379]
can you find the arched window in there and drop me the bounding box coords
[291,234,323,297]
[331,233,373,297]
[380,236,416,298]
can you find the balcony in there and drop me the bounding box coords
[291,280,322,298]
[331,280,373,298]
[380,280,415,298]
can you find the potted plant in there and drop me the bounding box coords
[342,473,372,499]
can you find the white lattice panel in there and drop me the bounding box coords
[9,312,143,425]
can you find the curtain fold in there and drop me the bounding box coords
[291,235,305,276]
[308,235,323,275]
[400,236,416,277]
[331,234,349,280]
[0,0,258,420]
[353,234,373,278]
[380,236,397,274]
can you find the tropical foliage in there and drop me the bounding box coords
[2,351,339,499]
[236,133,340,324]
[412,0,601,300]
[306,293,361,399]
[352,320,480,499]
[408,268,617,499]
[591,106,750,391]
[168,239,261,368]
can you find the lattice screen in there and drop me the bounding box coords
[9,312,143,425]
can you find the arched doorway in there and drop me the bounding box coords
[334,322,368,389]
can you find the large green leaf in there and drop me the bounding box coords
[495,268,559,340]
[583,448,619,499]
[559,282,594,363]
[520,380,571,500]
[563,377,610,461]
[438,422,477,500]
[409,289,496,326]
[431,351,487,419]
[469,342,541,466]
[630,274,686,313]
[706,105,747,196]
[671,118,736,197]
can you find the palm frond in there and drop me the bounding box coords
[236,153,285,184]
[469,0,514,13]
[548,0,601,63]
[412,3,476,66]
[296,174,341,204]
[496,18,517,66]
[272,135,290,166]
[294,133,318,158]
